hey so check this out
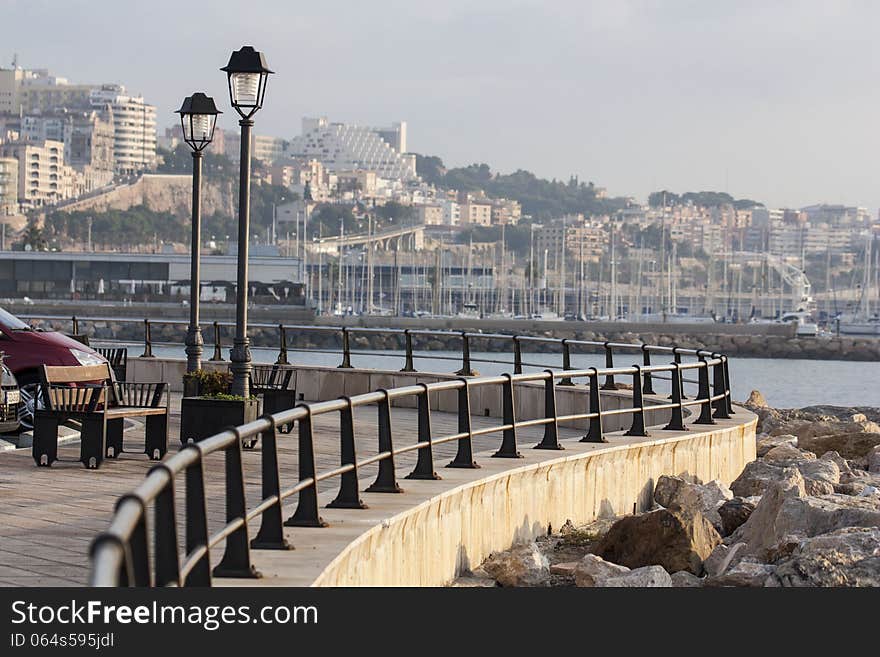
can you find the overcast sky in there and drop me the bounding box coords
[5,0,880,211]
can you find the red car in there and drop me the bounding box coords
[0,307,107,430]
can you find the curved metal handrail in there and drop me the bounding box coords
[87,335,734,587]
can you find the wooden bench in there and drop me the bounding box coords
[33,363,168,469]
[248,364,298,434]
[95,347,128,381]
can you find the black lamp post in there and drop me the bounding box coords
[222,46,273,397]
[177,92,221,374]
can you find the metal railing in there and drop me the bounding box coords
[88,337,735,587]
[25,314,725,384]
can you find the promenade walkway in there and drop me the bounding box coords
[0,393,585,586]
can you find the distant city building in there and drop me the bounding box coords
[89,85,157,174]
[0,157,18,214]
[0,139,79,208]
[287,117,417,181]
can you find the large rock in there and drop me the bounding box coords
[731,454,839,498]
[718,497,758,536]
[705,560,776,587]
[482,543,550,587]
[797,431,880,461]
[592,508,721,575]
[756,434,798,458]
[770,527,880,587]
[868,446,880,474]
[704,542,747,577]
[670,570,704,587]
[728,467,806,559]
[653,475,732,532]
[773,494,880,540]
[573,554,630,587]
[603,565,672,587]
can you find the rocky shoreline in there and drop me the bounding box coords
[454,393,880,587]
[28,317,880,361]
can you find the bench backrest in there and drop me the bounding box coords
[248,364,296,390]
[95,347,128,381]
[41,364,113,412]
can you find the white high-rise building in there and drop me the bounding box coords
[89,85,157,174]
[287,117,417,181]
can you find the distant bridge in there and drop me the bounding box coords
[310,223,425,253]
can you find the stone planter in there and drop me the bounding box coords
[179,397,261,448]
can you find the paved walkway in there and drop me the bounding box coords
[0,393,585,586]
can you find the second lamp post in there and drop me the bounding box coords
[222,45,273,397]
[177,93,221,373]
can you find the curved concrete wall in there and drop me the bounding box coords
[312,414,756,586]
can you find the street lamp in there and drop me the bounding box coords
[176,92,221,373]
[222,45,273,397]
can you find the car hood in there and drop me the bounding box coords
[6,328,103,355]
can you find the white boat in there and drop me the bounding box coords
[780,311,819,337]
[836,316,880,336]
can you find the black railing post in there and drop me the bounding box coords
[456,332,475,376]
[512,336,523,374]
[407,384,441,479]
[641,345,656,395]
[448,379,480,467]
[711,356,731,420]
[328,398,369,507]
[213,428,261,578]
[114,494,151,586]
[535,370,563,449]
[141,319,154,358]
[150,465,180,586]
[286,406,330,525]
[72,315,79,335]
[275,324,289,365]
[366,390,405,491]
[582,367,607,443]
[183,446,212,586]
[252,416,294,549]
[723,355,735,414]
[663,363,688,431]
[671,348,687,399]
[210,321,223,361]
[400,329,416,372]
[559,339,574,386]
[601,342,617,390]
[695,358,716,425]
[338,328,353,368]
[494,374,523,458]
[624,366,649,437]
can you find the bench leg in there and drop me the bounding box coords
[106,418,124,458]
[263,390,298,434]
[80,415,107,469]
[145,413,168,460]
[32,414,59,467]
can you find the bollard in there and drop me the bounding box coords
[210,321,223,361]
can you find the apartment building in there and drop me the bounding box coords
[0,157,18,214]
[89,85,156,174]
[287,117,417,181]
[415,203,444,225]
[491,198,522,225]
[535,217,608,262]
[459,198,493,226]
[0,139,79,208]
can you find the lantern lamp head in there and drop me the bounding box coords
[221,46,273,119]
[176,92,221,152]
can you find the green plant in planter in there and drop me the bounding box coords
[183,369,232,397]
